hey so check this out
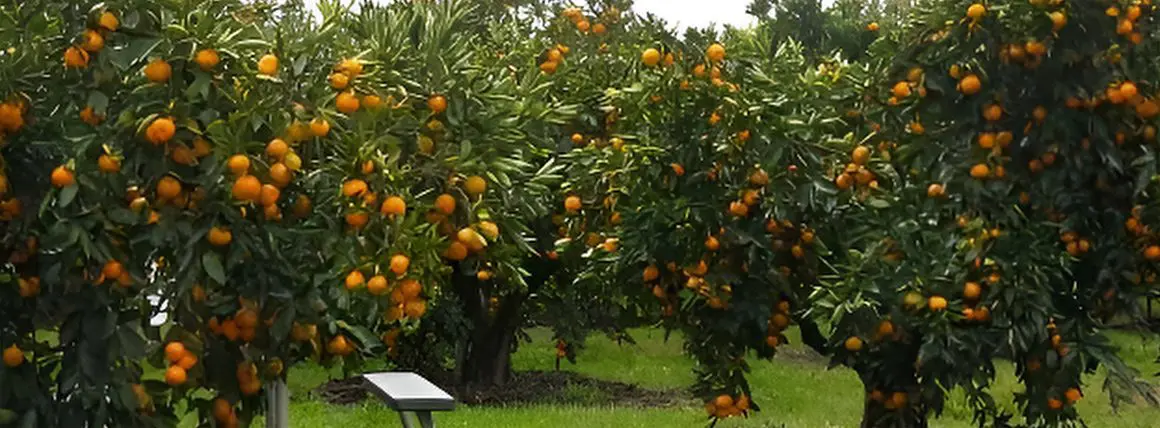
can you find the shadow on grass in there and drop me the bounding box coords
[313,370,694,409]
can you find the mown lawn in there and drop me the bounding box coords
[278,327,1160,427]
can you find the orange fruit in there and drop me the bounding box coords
[81,29,104,52]
[464,175,487,197]
[729,200,749,217]
[345,212,369,230]
[342,179,369,198]
[963,281,981,300]
[435,193,456,214]
[329,73,350,90]
[3,344,24,367]
[193,138,213,157]
[539,61,558,75]
[345,270,365,290]
[404,299,427,318]
[98,154,120,173]
[258,184,280,207]
[982,104,1002,121]
[958,74,981,95]
[643,265,660,282]
[266,138,289,159]
[427,94,448,114]
[363,94,384,109]
[928,295,948,311]
[143,59,172,83]
[208,227,232,246]
[1047,397,1063,410]
[966,3,986,20]
[231,175,261,202]
[164,342,186,363]
[444,241,468,261]
[367,275,389,295]
[1145,245,1160,261]
[164,365,187,386]
[852,145,871,165]
[400,279,422,300]
[641,48,661,67]
[926,183,944,198]
[195,49,220,71]
[269,163,292,187]
[977,132,995,149]
[706,43,726,62]
[64,46,90,68]
[338,58,364,77]
[156,176,182,200]
[381,196,406,216]
[336,91,360,114]
[309,118,330,137]
[891,81,911,99]
[844,336,863,352]
[1049,11,1067,31]
[478,221,499,240]
[564,195,582,213]
[1065,388,1081,404]
[257,54,278,75]
[969,163,990,179]
[226,155,250,176]
[51,165,75,188]
[866,22,879,31]
[99,11,119,31]
[145,117,176,145]
[212,398,233,422]
[101,260,124,280]
[389,254,410,276]
[592,23,606,35]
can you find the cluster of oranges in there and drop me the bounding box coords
[834,145,877,191]
[63,11,118,69]
[0,96,27,219]
[331,58,380,114]
[162,342,198,387]
[207,304,263,343]
[703,393,750,419]
[560,6,611,35]
[212,397,240,428]
[539,43,570,75]
[764,300,792,349]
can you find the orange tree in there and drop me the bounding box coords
[817,0,1160,426]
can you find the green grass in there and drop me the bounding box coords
[281,328,1160,427]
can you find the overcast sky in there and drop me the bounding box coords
[300,0,838,30]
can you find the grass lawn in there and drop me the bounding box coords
[280,327,1160,427]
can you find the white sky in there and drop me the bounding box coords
[301,1,838,31]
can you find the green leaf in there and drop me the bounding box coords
[58,185,78,208]
[202,252,226,284]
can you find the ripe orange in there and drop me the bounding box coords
[564,195,582,213]
[143,59,172,83]
[193,138,213,157]
[1117,18,1134,36]
[729,201,749,217]
[363,94,383,109]
[1144,245,1160,261]
[156,176,182,200]
[963,281,981,300]
[389,254,410,276]
[976,132,995,149]
[404,299,427,318]
[1065,387,1081,404]
[866,22,879,31]
[591,22,606,35]
[367,275,389,295]
[427,94,448,114]
[958,74,981,95]
[891,81,911,99]
[269,163,292,187]
[966,3,986,20]
[1047,397,1063,410]
[224,154,250,177]
[164,342,186,363]
[539,61,559,74]
[435,193,456,214]
[257,54,278,75]
[98,154,120,173]
[996,131,1013,147]
[231,175,261,202]
[64,46,90,68]
[345,212,369,230]
[982,104,1002,121]
[706,43,726,63]
[51,165,75,188]
[212,398,233,422]
[670,163,685,176]
[640,48,661,67]
[400,279,422,300]
[164,365,187,386]
[3,344,24,367]
[643,265,660,282]
[926,183,944,198]
[208,226,232,246]
[195,49,220,71]
[345,270,365,290]
[381,196,406,216]
[969,163,990,179]
[1049,11,1067,31]
[81,29,104,52]
[309,118,330,137]
[336,91,360,114]
[444,241,468,261]
[464,175,487,197]
[329,73,350,89]
[928,295,948,311]
[266,138,289,159]
[258,184,280,207]
[342,179,369,198]
[101,260,124,280]
[844,336,863,352]
[99,11,119,31]
[145,117,176,145]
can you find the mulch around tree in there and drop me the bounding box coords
[313,370,692,408]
